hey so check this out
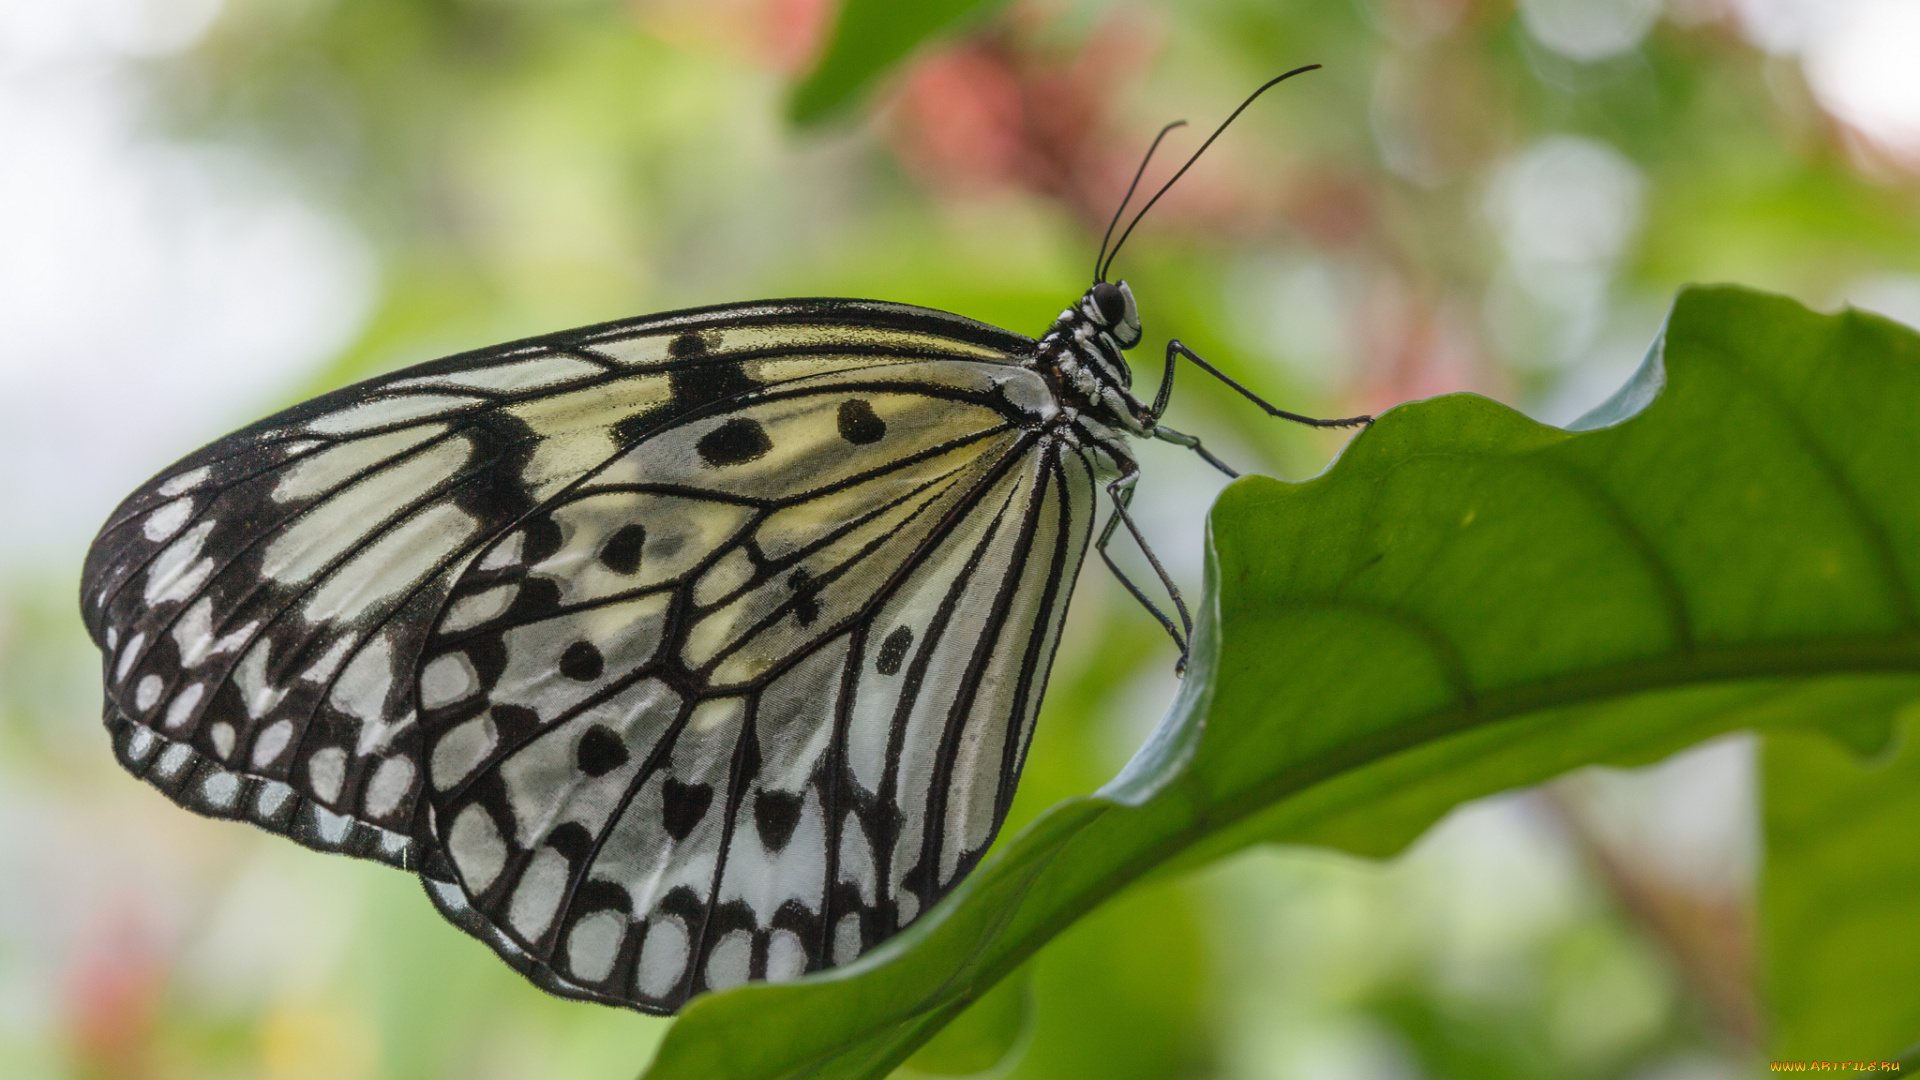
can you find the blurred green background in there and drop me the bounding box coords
[3,0,1918,1077]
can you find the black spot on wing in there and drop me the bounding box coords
[599,524,645,575]
[876,625,913,676]
[788,568,819,626]
[569,878,633,916]
[696,418,772,467]
[490,703,543,746]
[661,778,712,842]
[753,789,803,852]
[670,354,755,408]
[576,726,628,777]
[523,514,565,564]
[501,577,562,624]
[899,861,930,903]
[559,641,604,681]
[836,398,886,444]
[668,331,712,359]
[612,336,759,447]
[547,820,594,861]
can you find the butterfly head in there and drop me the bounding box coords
[1082,280,1142,349]
[1037,280,1155,437]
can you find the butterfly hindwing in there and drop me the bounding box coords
[79,299,1036,883]
[414,360,1101,1011]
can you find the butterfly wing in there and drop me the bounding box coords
[414,360,1103,1012]
[80,298,1032,878]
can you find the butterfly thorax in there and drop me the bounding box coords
[1033,280,1154,439]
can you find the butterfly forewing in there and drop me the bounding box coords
[413,356,1101,1011]
[79,379,532,871]
[79,299,1037,884]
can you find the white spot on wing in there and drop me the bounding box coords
[479,530,524,570]
[301,501,480,624]
[201,770,240,809]
[253,720,293,767]
[440,585,516,634]
[164,683,203,730]
[691,547,757,608]
[172,598,255,669]
[689,697,746,735]
[314,806,352,844]
[209,722,235,759]
[257,781,292,818]
[158,467,211,496]
[635,917,689,999]
[259,438,471,587]
[271,426,445,503]
[115,632,145,682]
[126,727,156,761]
[143,522,216,605]
[328,635,393,724]
[307,746,347,803]
[449,803,508,892]
[300,636,356,684]
[363,756,414,819]
[432,714,498,791]
[308,393,479,435]
[705,929,751,991]
[566,910,625,983]
[833,912,862,965]
[388,355,602,394]
[356,708,415,758]
[156,742,193,778]
[142,498,193,541]
[839,813,875,904]
[134,675,162,711]
[766,929,807,983]
[419,652,477,709]
[508,847,570,941]
[583,333,674,366]
[171,600,215,665]
[231,641,287,719]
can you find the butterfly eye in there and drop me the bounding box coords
[1090,282,1127,326]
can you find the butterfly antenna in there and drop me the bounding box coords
[1098,64,1321,282]
[1095,120,1188,283]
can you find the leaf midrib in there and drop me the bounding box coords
[1206,633,1920,817]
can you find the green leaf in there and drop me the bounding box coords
[1763,711,1920,1061]
[639,285,1920,1080]
[900,967,1029,1076]
[787,0,1009,125]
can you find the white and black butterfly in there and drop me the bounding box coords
[80,68,1364,1013]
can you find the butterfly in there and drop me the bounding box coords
[79,67,1365,1014]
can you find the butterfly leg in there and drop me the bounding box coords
[1153,339,1372,428]
[1096,467,1196,669]
[1151,424,1239,479]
